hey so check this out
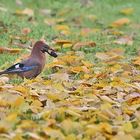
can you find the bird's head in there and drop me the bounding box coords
[33,41,57,58]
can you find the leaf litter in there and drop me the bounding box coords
[0,1,140,140]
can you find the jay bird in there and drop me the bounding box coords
[0,41,57,79]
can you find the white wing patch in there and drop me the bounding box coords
[15,64,20,69]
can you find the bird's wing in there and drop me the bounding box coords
[3,62,38,74]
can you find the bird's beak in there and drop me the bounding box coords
[43,45,58,58]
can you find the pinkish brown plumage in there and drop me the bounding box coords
[0,41,57,79]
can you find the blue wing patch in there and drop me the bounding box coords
[5,63,38,73]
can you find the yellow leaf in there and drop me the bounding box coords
[133,57,140,65]
[66,134,76,140]
[92,28,100,33]
[11,96,24,107]
[84,74,90,79]
[6,113,18,122]
[73,41,96,50]
[15,8,34,16]
[120,8,134,15]
[110,48,124,55]
[54,39,73,45]
[101,103,112,110]
[0,99,9,107]
[126,96,140,105]
[56,18,66,23]
[46,60,65,68]
[43,80,52,85]
[55,25,70,31]
[70,66,83,73]
[87,15,97,21]
[99,122,112,134]
[31,100,42,107]
[61,30,71,35]
[100,95,116,104]
[60,55,78,65]
[12,133,24,140]
[13,86,29,96]
[44,127,65,140]
[66,109,81,117]
[123,122,133,133]
[86,125,100,136]
[0,47,22,54]
[62,43,73,48]
[0,125,7,133]
[19,120,37,129]
[95,52,123,62]
[47,93,62,101]
[81,60,93,67]
[61,119,82,134]
[110,64,122,72]
[30,100,43,113]
[111,18,130,28]
[44,18,55,26]
[112,134,135,140]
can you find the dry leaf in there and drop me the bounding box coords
[0,47,22,54]
[73,41,96,50]
[15,8,34,16]
[95,51,122,62]
[133,57,140,65]
[114,36,133,45]
[120,8,134,15]
[54,39,72,45]
[21,27,31,35]
[111,18,130,28]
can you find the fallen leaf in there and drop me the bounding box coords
[16,0,23,6]
[120,8,134,15]
[54,39,73,45]
[44,127,65,140]
[111,18,130,28]
[21,27,31,35]
[5,112,18,122]
[114,36,133,45]
[55,25,70,31]
[95,51,122,62]
[133,57,140,66]
[15,8,34,16]
[112,134,135,140]
[0,47,22,54]
[44,18,55,26]
[0,76,9,84]
[62,43,73,48]
[73,41,96,50]
[40,9,51,16]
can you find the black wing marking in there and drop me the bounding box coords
[4,63,38,73]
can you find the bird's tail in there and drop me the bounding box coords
[0,71,9,75]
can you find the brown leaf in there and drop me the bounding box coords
[0,76,9,84]
[54,39,73,45]
[95,51,123,62]
[111,18,130,28]
[21,27,31,35]
[15,8,34,16]
[114,36,133,45]
[133,57,140,66]
[0,47,22,54]
[73,41,96,50]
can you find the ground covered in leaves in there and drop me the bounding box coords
[0,0,140,139]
